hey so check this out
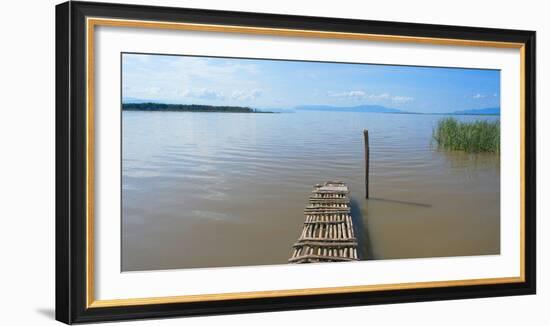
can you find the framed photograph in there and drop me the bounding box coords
[56,1,536,324]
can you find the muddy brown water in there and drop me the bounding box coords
[122,111,500,271]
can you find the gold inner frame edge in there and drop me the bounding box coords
[85,17,527,308]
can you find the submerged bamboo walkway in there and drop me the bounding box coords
[289,181,359,263]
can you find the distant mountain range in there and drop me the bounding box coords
[294,104,403,113]
[295,104,500,115]
[451,107,500,115]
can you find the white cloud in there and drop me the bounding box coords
[177,88,263,102]
[230,89,263,101]
[473,93,486,99]
[145,87,161,97]
[328,90,367,99]
[169,57,260,79]
[391,96,414,103]
[179,88,225,100]
[123,54,263,103]
[369,93,390,100]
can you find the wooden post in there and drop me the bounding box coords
[364,129,369,198]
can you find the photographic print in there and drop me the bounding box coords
[56,3,535,322]
[121,53,501,271]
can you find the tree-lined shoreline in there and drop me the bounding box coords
[122,103,274,113]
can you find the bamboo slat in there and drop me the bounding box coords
[289,181,359,263]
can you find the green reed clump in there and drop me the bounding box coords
[433,117,500,153]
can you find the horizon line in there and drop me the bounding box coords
[121,101,500,115]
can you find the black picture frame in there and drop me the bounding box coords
[56,1,536,324]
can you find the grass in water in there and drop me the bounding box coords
[433,117,500,153]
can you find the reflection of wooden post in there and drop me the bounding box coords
[364,129,369,199]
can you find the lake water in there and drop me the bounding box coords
[122,111,500,271]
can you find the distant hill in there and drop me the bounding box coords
[122,103,273,113]
[452,107,500,115]
[295,104,403,113]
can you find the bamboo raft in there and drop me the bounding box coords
[289,181,359,263]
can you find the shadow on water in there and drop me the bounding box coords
[349,198,374,260]
[368,197,431,208]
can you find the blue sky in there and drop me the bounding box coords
[122,53,500,113]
